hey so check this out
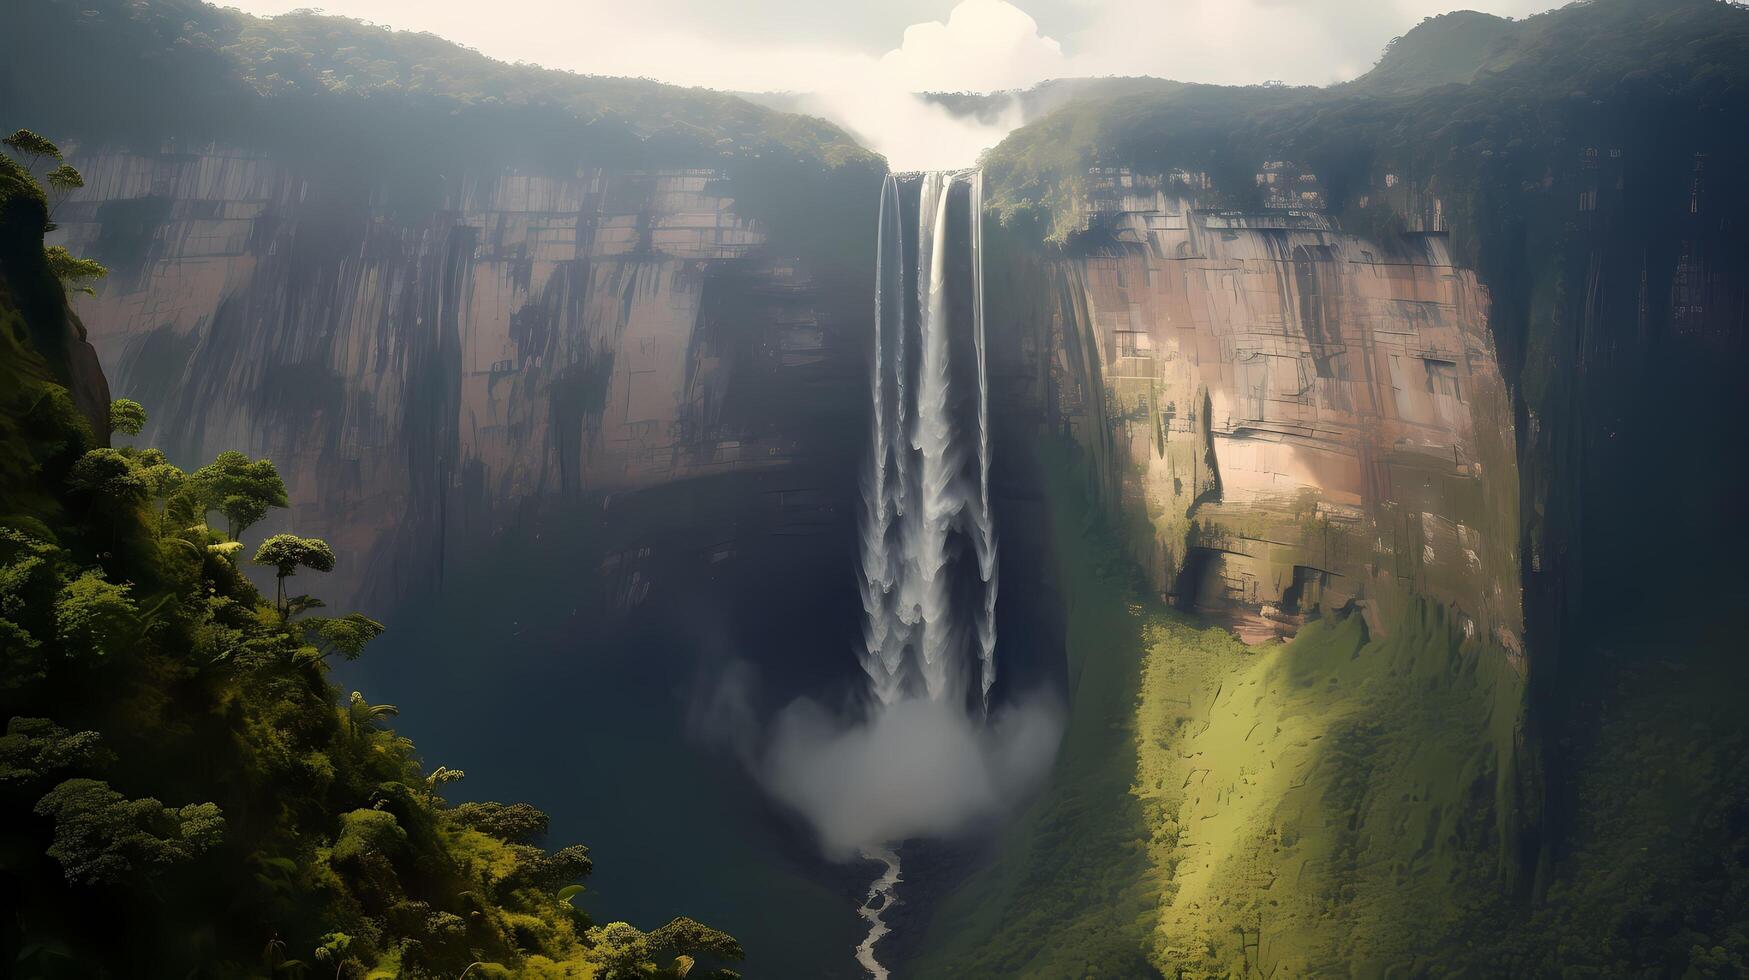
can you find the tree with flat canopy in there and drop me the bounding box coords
[2,129,60,174]
[252,534,335,618]
[186,451,287,540]
[3,131,90,234]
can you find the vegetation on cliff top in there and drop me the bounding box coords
[0,135,742,978]
[981,0,1749,244]
[1,0,876,173]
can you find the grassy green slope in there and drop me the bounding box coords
[911,441,1251,977]
[1142,604,1524,977]
[914,440,1527,977]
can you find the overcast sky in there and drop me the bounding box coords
[221,0,1564,168]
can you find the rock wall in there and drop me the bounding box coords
[998,173,1523,652]
[50,142,867,601]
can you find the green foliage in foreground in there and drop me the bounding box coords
[0,155,741,979]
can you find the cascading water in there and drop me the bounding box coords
[858,169,998,708]
[851,169,998,977]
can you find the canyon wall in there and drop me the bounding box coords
[994,171,1523,652]
[50,142,870,601]
[50,136,1526,660]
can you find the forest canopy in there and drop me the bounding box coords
[1,0,877,173]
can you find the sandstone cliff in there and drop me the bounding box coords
[50,143,871,601]
[992,172,1523,651]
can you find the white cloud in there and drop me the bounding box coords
[795,0,1064,170]
[878,0,1066,92]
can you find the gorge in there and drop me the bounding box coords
[2,0,1748,976]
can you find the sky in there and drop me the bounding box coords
[221,0,1564,168]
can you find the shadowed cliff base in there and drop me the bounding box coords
[341,423,1073,976]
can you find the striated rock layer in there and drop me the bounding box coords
[992,172,1522,652]
[51,142,867,601]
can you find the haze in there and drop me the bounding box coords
[220,0,1561,169]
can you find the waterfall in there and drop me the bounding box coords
[969,171,998,706]
[859,174,906,705]
[856,170,998,708]
[852,172,1001,977]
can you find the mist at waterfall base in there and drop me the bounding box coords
[690,655,1062,859]
[701,171,1065,862]
[764,693,1063,858]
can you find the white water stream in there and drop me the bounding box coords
[852,170,996,976]
[854,846,903,980]
[857,170,997,707]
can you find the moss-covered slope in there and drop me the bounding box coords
[912,440,1531,977]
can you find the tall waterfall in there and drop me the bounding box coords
[857,170,998,709]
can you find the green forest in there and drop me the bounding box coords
[0,136,741,979]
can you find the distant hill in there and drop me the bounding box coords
[1344,9,1517,94]
[0,0,873,170]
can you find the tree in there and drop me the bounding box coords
[451,801,550,844]
[43,163,84,227]
[648,917,745,965]
[108,399,146,437]
[65,449,149,543]
[45,163,82,196]
[590,917,742,980]
[0,528,60,662]
[0,719,106,787]
[65,449,147,503]
[503,842,592,893]
[187,451,287,540]
[54,571,137,659]
[221,495,270,542]
[45,247,107,296]
[139,462,185,536]
[592,922,653,980]
[33,778,224,886]
[252,534,335,615]
[2,129,61,174]
[304,611,384,660]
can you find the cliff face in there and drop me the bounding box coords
[51,143,869,601]
[995,174,1522,651]
[0,170,111,446]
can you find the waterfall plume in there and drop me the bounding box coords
[858,170,999,710]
